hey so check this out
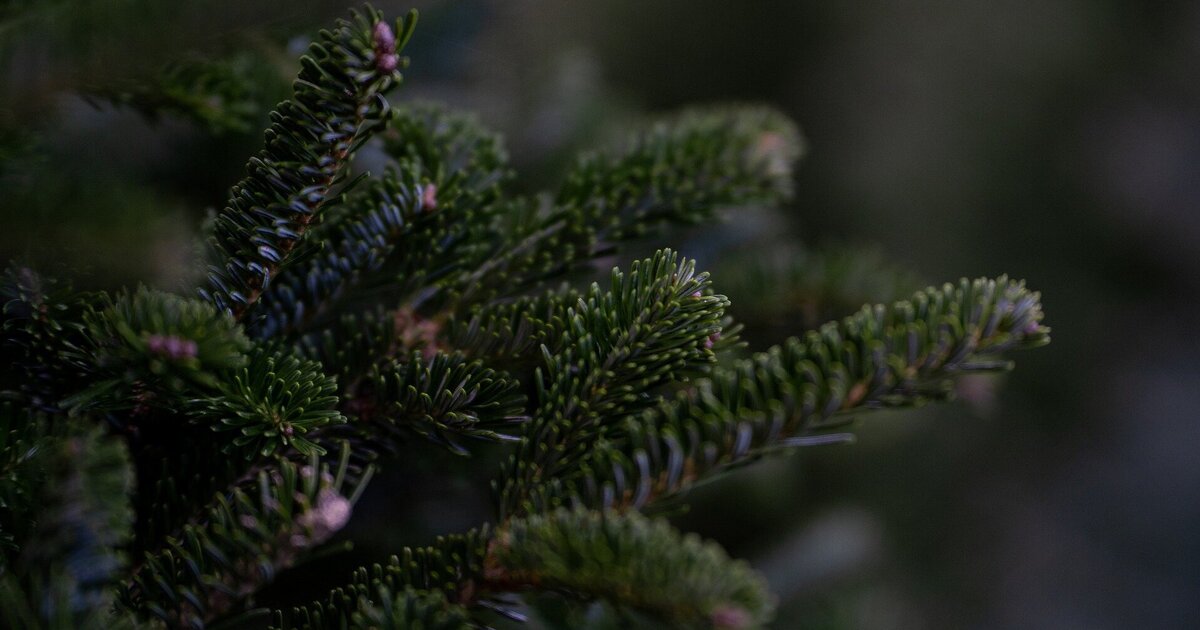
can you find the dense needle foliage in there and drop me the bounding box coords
[0,6,1050,629]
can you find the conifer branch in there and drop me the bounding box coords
[381,102,512,205]
[353,351,527,456]
[122,447,368,628]
[83,50,283,135]
[498,250,727,518]
[445,287,581,367]
[0,417,134,629]
[291,306,407,383]
[0,7,1057,627]
[532,277,1049,512]
[189,348,344,459]
[123,349,344,593]
[250,104,509,339]
[484,508,773,630]
[64,287,250,415]
[201,7,417,319]
[247,165,437,339]
[291,311,527,457]
[556,105,801,218]
[453,106,802,304]
[0,266,91,412]
[275,529,490,629]
[248,170,498,346]
[344,587,472,630]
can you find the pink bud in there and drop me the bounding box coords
[711,605,752,629]
[372,21,395,51]
[146,334,198,360]
[373,21,398,73]
[377,53,399,73]
[421,183,438,211]
[146,334,166,353]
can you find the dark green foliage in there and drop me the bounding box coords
[381,102,512,205]
[446,287,581,367]
[290,305,406,385]
[123,448,367,628]
[488,509,773,630]
[248,162,456,339]
[0,406,43,560]
[0,416,133,630]
[450,107,802,307]
[556,105,800,214]
[499,250,728,518]
[84,50,285,135]
[0,5,1052,629]
[347,588,472,630]
[246,165,436,340]
[191,348,344,458]
[1,266,89,411]
[360,352,527,455]
[67,287,250,412]
[248,102,511,340]
[201,7,417,318]
[276,530,490,630]
[529,277,1049,512]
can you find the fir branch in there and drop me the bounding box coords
[65,287,250,414]
[291,310,527,457]
[251,102,511,341]
[201,6,417,319]
[453,105,802,303]
[0,405,45,563]
[291,305,406,383]
[353,351,527,456]
[498,250,727,519]
[250,105,511,339]
[0,265,91,412]
[555,105,801,223]
[448,289,745,372]
[484,508,774,630]
[275,529,490,629]
[0,418,134,629]
[381,102,512,206]
[0,7,1060,625]
[444,287,580,367]
[345,587,472,630]
[534,276,1050,512]
[247,164,437,339]
[121,447,368,628]
[190,347,344,459]
[82,49,285,135]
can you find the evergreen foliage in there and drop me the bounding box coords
[83,51,284,135]
[0,412,135,630]
[0,5,1051,628]
[487,509,774,629]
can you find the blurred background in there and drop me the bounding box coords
[3,1,1199,627]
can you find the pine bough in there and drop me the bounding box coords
[0,6,1050,629]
